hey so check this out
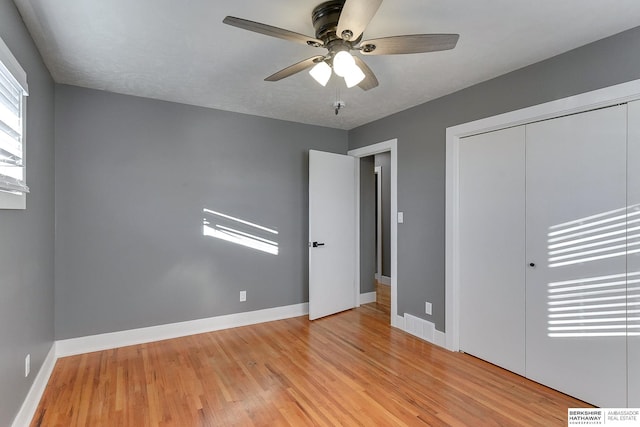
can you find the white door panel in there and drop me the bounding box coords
[628,100,640,407]
[309,150,357,320]
[525,105,628,407]
[459,126,526,376]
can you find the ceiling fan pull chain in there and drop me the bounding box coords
[334,87,343,115]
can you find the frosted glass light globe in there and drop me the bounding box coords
[344,64,365,88]
[309,61,331,86]
[333,51,355,78]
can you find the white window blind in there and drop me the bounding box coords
[0,37,28,195]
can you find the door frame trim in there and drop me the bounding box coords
[349,139,401,328]
[445,78,640,352]
[374,165,382,279]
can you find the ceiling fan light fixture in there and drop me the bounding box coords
[332,50,355,77]
[344,63,365,88]
[223,0,460,92]
[309,61,332,86]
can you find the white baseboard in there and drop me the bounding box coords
[433,329,447,348]
[402,313,446,349]
[56,302,309,357]
[12,343,57,427]
[375,275,391,286]
[359,291,376,304]
[392,314,404,329]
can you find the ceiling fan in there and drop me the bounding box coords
[223,0,459,91]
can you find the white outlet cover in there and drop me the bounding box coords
[25,354,30,377]
[397,212,404,223]
[240,291,247,302]
[425,302,432,316]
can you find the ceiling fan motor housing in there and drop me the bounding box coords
[311,0,361,56]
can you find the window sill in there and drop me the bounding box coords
[0,191,26,209]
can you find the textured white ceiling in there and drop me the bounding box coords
[13,0,640,129]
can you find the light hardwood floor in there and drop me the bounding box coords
[375,280,390,315]
[31,304,589,426]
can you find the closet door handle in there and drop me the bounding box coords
[529,262,536,268]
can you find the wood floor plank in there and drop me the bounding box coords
[31,304,590,426]
[375,281,391,315]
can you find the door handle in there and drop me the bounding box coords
[312,241,325,248]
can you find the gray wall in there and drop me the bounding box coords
[374,152,391,277]
[54,85,348,339]
[359,156,375,293]
[0,1,55,425]
[349,26,640,332]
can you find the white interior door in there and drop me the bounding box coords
[525,105,628,407]
[628,100,640,407]
[459,126,526,376]
[309,150,356,320]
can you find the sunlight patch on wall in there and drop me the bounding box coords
[548,207,640,268]
[202,208,279,255]
[547,272,640,338]
[547,205,640,338]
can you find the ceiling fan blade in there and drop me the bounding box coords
[336,0,383,41]
[223,16,323,47]
[353,56,378,91]
[359,34,459,55]
[265,56,325,82]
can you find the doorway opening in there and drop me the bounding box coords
[349,139,400,328]
[370,158,391,317]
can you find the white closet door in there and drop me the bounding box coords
[525,105,628,407]
[629,100,640,407]
[459,126,526,375]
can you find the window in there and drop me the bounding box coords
[0,36,28,209]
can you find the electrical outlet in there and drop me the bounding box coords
[240,290,247,302]
[425,302,432,316]
[25,354,30,378]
